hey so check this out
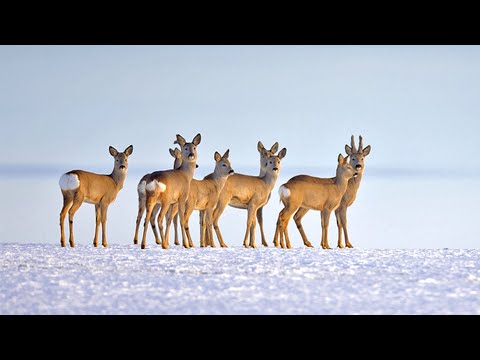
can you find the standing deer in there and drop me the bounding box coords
[212,147,287,248]
[141,133,201,249]
[211,141,280,248]
[275,154,357,249]
[273,135,371,248]
[167,150,234,248]
[59,145,133,248]
[133,147,182,246]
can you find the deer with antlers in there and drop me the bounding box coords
[275,153,357,249]
[59,145,133,247]
[140,134,201,249]
[212,145,287,248]
[273,135,371,248]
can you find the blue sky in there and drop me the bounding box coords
[1,45,479,174]
[1,45,480,248]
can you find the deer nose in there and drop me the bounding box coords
[355,164,362,170]
[188,153,195,159]
[273,167,279,172]
[196,164,199,168]
[120,165,126,170]
[229,169,235,174]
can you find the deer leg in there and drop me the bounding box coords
[173,212,179,246]
[212,198,228,247]
[148,204,161,245]
[321,211,332,249]
[339,208,353,248]
[67,194,84,248]
[249,207,258,248]
[335,208,344,248]
[294,207,313,248]
[273,217,281,247]
[59,194,73,247]
[100,204,109,247]
[183,202,195,248]
[243,206,255,248]
[177,200,190,249]
[133,195,146,245]
[141,195,157,249]
[278,205,297,250]
[156,202,171,249]
[199,210,206,247]
[205,208,220,248]
[257,206,268,247]
[93,204,101,247]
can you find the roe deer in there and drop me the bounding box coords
[133,147,182,245]
[273,135,371,248]
[211,141,280,247]
[275,154,357,249]
[141,133,201,249]
[59,145,133,247]
[167,150,234,248]
[212,147,287,248]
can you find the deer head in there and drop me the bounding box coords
[345,135,371,175]
[109,145,133,173]
[214,149,234,177]
[174,133,201,163]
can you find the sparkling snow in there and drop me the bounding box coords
[1,244,479,314]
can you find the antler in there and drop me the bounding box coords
[351,135,357,153]
[358,135,363,152]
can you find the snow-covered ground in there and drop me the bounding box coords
[1,244,479,314]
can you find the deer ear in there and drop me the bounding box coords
[257,141,265,153]
[124,145,133,156]
[223,149,230,159]
[175,134,186,147]
[261,148,269,158]
[169,148,176,157]
[270,142,279,154]
[363,145,371,156]
[109,146,119,157]
[345,145,352,156]
[338,153,345,164]
[174,148,182,158]
[214,151,222,162]
[192,133,202,145]
[278,148,287,159]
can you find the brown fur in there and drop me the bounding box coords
[166,150,234,248]
[273,135,371,248]
[140,134,201,249]
[212,142,281,247]
[59,145,133,248]
[274,154,356,249]
[212,147,287,248]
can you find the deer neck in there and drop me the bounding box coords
[260,171,279,190]
[110,168,127,190]
[334,172,351,194]
[178,160,197,179]
[348,173,363,191]
[210,172,229,192]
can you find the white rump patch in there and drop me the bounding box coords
[59,173,80,191]
[146,180,166,192]
[137,180,146,195]
[279,185,290,199]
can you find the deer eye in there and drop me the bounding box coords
[222,164,226,167]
